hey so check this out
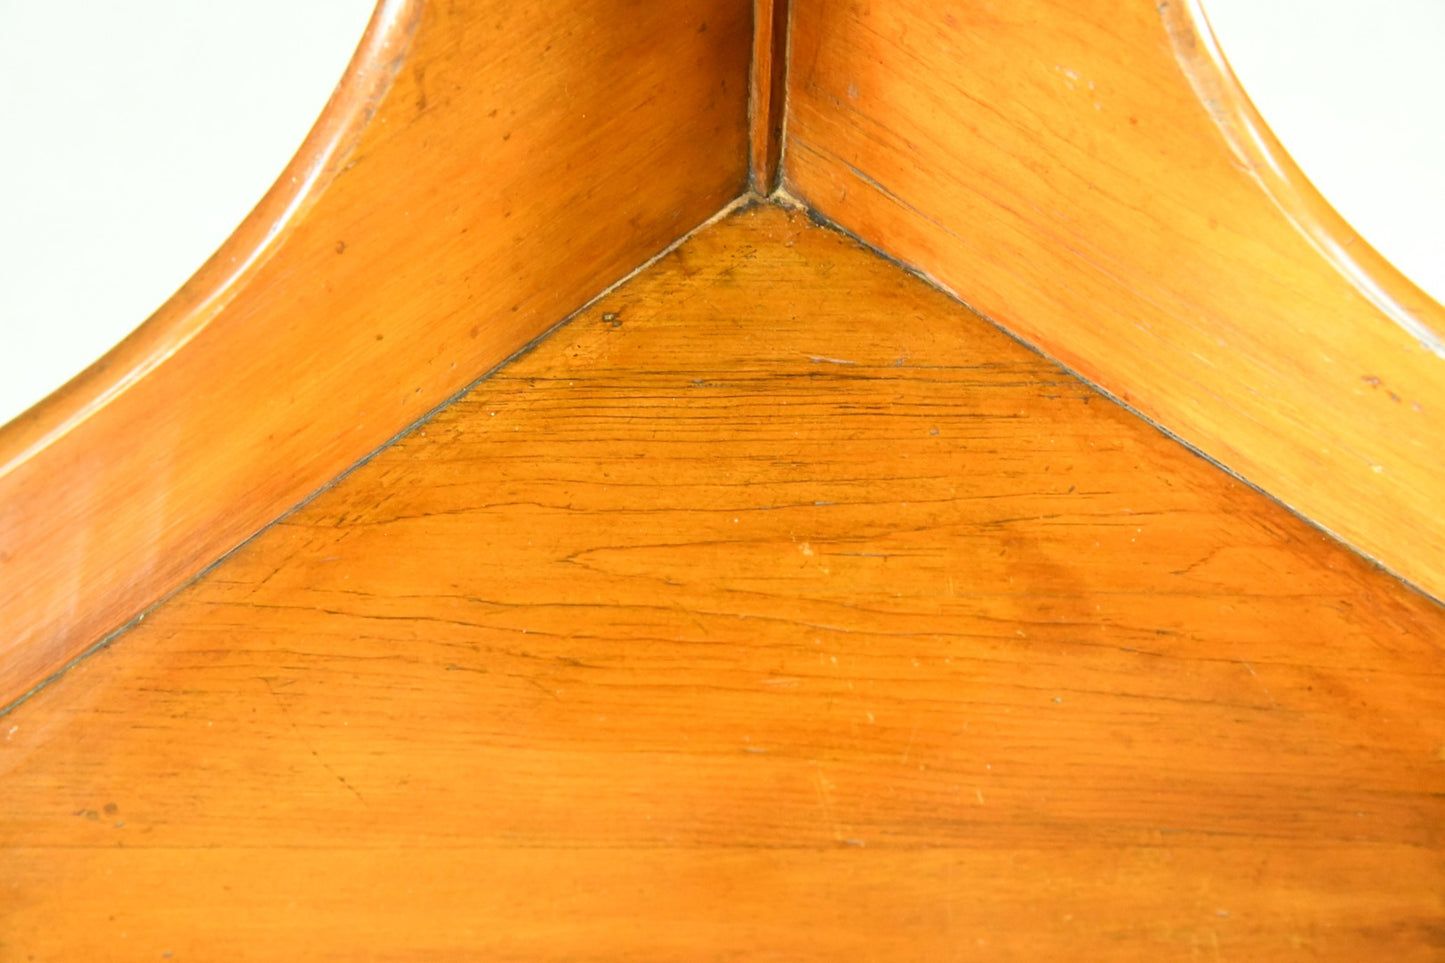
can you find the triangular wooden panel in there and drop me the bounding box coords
[2,0,1443,956]
[3,205,1442,959]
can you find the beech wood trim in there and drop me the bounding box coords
[749,0,790,194]
[0,0,751,709]
[782,0,1445,601]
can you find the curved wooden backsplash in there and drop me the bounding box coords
[0,0,751,709]
[4,0,1441,712]
[2,4,1443,955]
[783,0,1445,600]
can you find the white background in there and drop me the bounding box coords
[0,0,376,427]
[1203,0,1445,309]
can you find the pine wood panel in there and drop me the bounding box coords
[3,205,1443,959]
[783,0,1445,601]
[0,0,750,710]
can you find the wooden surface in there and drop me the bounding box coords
[783,0,1445,601]
[748,0,790,193]
[0,0,751,709]
[4,204,1443,960]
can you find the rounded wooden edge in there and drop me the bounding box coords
[0,0,424,477]
[1161,0,1445,358]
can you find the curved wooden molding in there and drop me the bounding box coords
[783,0,1445,601]
[1163,0,1445,359]
[0,0,751,709]
[0,0,423,480]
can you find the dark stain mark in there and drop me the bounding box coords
[335,241,347,255]
[103,802,119,815]
[1362,375,1405,403]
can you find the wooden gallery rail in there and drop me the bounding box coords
[1,0,1442,958]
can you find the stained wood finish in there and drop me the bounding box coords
[0,0,751,709]
[4,205,1443,960]
[783,0,1445,601]
[748,0,790,192]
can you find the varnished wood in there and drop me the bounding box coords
[783,0,1445,601]
[0,0,751,709]
[748,0,789,193]
[4,205,1442,959]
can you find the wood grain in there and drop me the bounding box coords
[0,0,751,709]
[4,205,1442,960]
[782,0,1445,601]
[748,0,790,192]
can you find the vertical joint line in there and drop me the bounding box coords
[749,0,792,195]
